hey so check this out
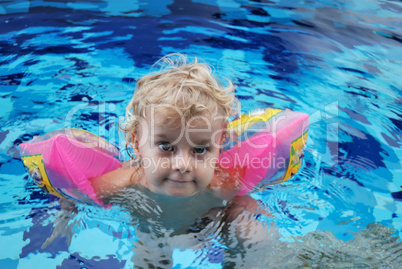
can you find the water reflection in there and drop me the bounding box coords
[31,197,401,268]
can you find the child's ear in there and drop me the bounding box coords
[220,131,226,145]
[132,133,139,151]
[220,121,229,145]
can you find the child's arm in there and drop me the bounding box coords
[91,161,139,200]
[41,199,78,249]
[226,196,278,247]
[208,164,244,200]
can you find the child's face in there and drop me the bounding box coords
[136,111,226,197]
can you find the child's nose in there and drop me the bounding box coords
[172,150,193,173]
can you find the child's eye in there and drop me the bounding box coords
[193,147,208,155]
[159,143,174,151]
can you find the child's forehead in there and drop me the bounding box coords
[149,113,226,144]
[144,107,225,129]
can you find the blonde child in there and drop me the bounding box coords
[91,53,243,203]
[41,54,275,267]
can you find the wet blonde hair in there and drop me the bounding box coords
[122,53,239,157]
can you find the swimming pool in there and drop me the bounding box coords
[1,0,401,268]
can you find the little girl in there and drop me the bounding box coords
[40,54,274,267]
[91,53,243,203]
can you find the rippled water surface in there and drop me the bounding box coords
[0,0,401,268]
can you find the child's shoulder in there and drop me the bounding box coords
[208,165,243,200]
[91,162,140,198]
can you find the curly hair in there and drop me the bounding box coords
[122,53,239,156]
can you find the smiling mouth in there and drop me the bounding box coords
[165,178,194,183]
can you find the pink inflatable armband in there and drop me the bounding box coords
[218,108,309,195]
[19,129,122,205]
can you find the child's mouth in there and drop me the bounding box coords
[165,178,194,184]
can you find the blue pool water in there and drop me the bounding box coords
[0,0,401,268]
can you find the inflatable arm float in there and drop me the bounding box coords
[19,129,121,205]
[19,108,309,205]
